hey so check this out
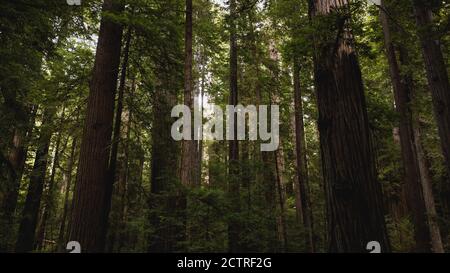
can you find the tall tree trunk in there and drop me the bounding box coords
[0,106,36,251]
[179,0,195,249]
[292,116,304,225]
[269,39,288,252]
[194,47,206,187]
[35,110,66,251]
[102,26,132,250]
[274,150,288,252]
[250,22,277,252]
[411,0,450,178]
[181,0,195,187]
[379,1,432,252]
[414,124,444,252]
[116,108,132,252]
[148,84,179,252]
[309,0,390,252]
[108,76,135,253]
[0,152,16,252]
[293,59,315,253]
[15,109,54,252]
[57,137,77,252]
[69,0,124,253]
[227,0,241,253]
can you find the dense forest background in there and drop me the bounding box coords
[0,0,449,253]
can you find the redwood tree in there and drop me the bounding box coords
[181,0,195,188]
[15,109,54,252]
[411,0,450,179]
[102,26,132,249]
[309,0,390,252]
[69,0,124,252]
[293,59,315,253]
[379,0,439,252]
[227,0,241,253]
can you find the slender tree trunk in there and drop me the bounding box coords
[35,137,61,251]
[108,76,135,253]
[107,29,131,185]
[181,0,195,187]
[196,96,204,186]
[241,139,251,212]
[292,125,304,225]
[35,109,67,251]
[57,137,77,252]
[379,1,432,252]
[197,49,206,186]
[69,0,124,252]
[102,26,132,250]
[309,0,390,252]
[179,0,195,249]
[148,84,179,252]
[268,39,288,252]
[293,59,315,253]
[116,109,132,252]
[411,0,450,178]
[15,109,54,252]
[227,0,241,253]
[414,124,445,252]
[274,150,288,252]
[251,24,277,252]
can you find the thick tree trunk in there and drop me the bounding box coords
[227,0,241,253]
[1,129,26,251]
[69,0,124,253]
[379,2,432,252]
[5,130,26,203]
[0,149,15,251]
[0,106,36,251]
[15,109,54,252]
[411,0,450,178]
[309,0,390,252]
[293,59,315,253]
